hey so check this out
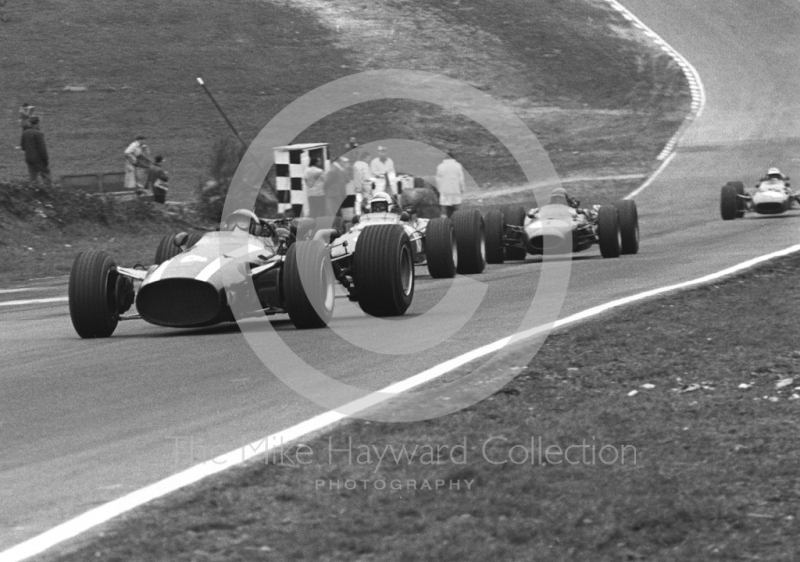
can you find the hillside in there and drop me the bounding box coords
[0,0,688,200]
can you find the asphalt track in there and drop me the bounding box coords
[3,0,800,554]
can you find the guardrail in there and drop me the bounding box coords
[59,172,127,193]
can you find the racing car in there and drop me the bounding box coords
[67,209,414,338]
[720,168,800,220]
[324,192,487,315]
[483,192,640,261]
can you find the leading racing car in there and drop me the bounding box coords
[720,167,800,220]
[483,188,640,261]
[68,209,414,338]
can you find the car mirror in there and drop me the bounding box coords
[400,211,411,222]
[351,215,360,224]
[173,232,189,247]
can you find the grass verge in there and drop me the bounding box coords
[46,253,800,561]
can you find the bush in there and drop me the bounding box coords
[194,137,277,223]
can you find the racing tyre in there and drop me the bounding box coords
[186,232,204,249]
[68,250,122,338]
[452,209,486,274]
[597,205,621,258]
[354,224,415,316]
[283,240,335,329]
[720,184,738,221]
[727,181,746,218]
[502,205,527,261]
[616,199,639,255]
[154,234,182,265]
[425,217,457,278]
[484,210,506,264]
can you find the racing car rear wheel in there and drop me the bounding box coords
[597,205,621,258]
[354,224,415,316]
[154,234,183,265]
[502,205,527,261]
[452,209,486,274]
[425,217,457,278]
[283,240,335,329]
[728,181,746,218]
[186,232,204,249]
[68,250,124,338]
[484,210,506,264]
[616,199,639,255]
[720,183,739,221]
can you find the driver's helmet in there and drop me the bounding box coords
[549,187,570,206]
[222,209,261,236]
[767,167,783,180]
[370,192,393,213]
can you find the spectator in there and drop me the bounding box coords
[345,136,359,154]
[435,151,465,218]
[369,145,395,177]
[304,157,326,218]
[352,150,372,213]
[124,135,151,189]
[145,155,170,203]
[19,103,35,129]
[323,157,352,217]
[20,116,51,187]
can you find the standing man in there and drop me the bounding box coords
[145,155,170,203]
[435,151,465,218]
[20,116,51,187]
[19,103,35,129]
[352,150,372,213]
[304,157,326,218]
[124,135,151,189]
[323,157,352,218]
[369,146,395,177]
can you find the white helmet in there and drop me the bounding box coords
[222,209,261,236]
[767,167,783,179]
[370,192,393,213]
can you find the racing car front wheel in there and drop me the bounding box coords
[720,183,739,221]
[616,199,639,255]
[354,224,415,316]
[484,210,506,264]
[425,217,457,278]
[730,181,746,218]
[452,209,486,274]
[154,234,183,265]
[68,250,125,338]
[502,205,527,261]
[283,240,335,329]
[597,205,621,258]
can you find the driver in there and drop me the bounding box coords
[369,192,395,214]
[763,167,788,183]
[549,187,580,209]
[222,209,262,236]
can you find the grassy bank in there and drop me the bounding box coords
[45,251,800,561]
[0,182,203,283]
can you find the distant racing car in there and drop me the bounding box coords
[720,168,800,220]
[483,192,640,261]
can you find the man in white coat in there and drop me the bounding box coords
[435,151,465,218]
[124,135,151,189]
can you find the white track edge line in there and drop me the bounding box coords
[3,243,800,562]
[0,297,68,307]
